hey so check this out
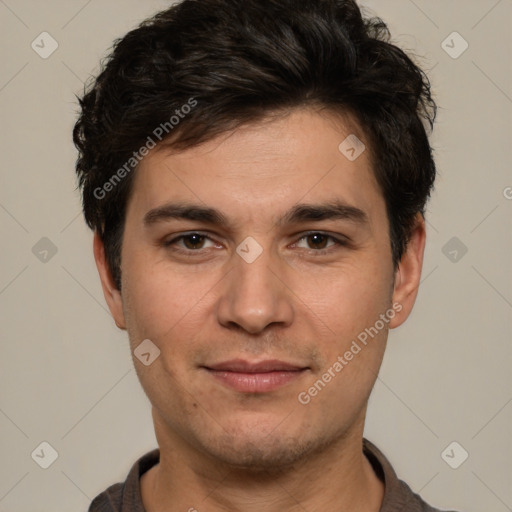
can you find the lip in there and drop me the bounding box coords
[203,359,308,393]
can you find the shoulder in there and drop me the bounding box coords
[396,478,459,512]
[88,483,123,512]
[363,439,461,512]
[88,449,160,512]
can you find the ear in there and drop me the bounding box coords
[93,232,126,330]
[389,214,426,329]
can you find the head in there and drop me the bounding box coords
[74,0,436,470]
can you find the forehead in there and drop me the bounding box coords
[126,108,385,228]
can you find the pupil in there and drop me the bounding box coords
[309,234,326,249]
[185,234,203,249]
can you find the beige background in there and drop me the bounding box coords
[1,1,511,510]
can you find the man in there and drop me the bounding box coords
[74,0,455,510]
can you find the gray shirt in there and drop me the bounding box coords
[88,439,457,511]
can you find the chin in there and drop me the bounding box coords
[209,433,313,472]
[195,417,340,473]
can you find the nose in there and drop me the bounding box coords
[216,246,294,335]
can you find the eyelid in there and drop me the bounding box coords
[292,231,348,251]
[164,230,348,253]
[164,231,219,247]
[295,230,349,242]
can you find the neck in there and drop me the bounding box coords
[141,413,384,512]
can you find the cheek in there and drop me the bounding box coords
[293,259,392,406]
[293,261,393,338]
[121,249,216,343]
[296,307,390,426]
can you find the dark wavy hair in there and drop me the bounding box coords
[73,0,436,289]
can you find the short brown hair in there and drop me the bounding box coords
[73,0,436,289]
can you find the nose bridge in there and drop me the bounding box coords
[235,247,277,300]
[216,240,294,334]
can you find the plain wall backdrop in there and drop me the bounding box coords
[0,1,511,510]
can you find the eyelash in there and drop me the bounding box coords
[163,231,348,257]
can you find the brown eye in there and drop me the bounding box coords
[295,232,339,251]
[164,233,217,252]
[306,233,330,250]
[182,234,206,250]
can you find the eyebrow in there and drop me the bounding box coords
[278,201,368,227]
[143,200,368,228]
[144,202,230,226]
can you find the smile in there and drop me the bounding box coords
[203,359,309,393]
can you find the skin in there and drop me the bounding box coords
[94,108,426,512]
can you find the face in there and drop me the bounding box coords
[95,108,425,470]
